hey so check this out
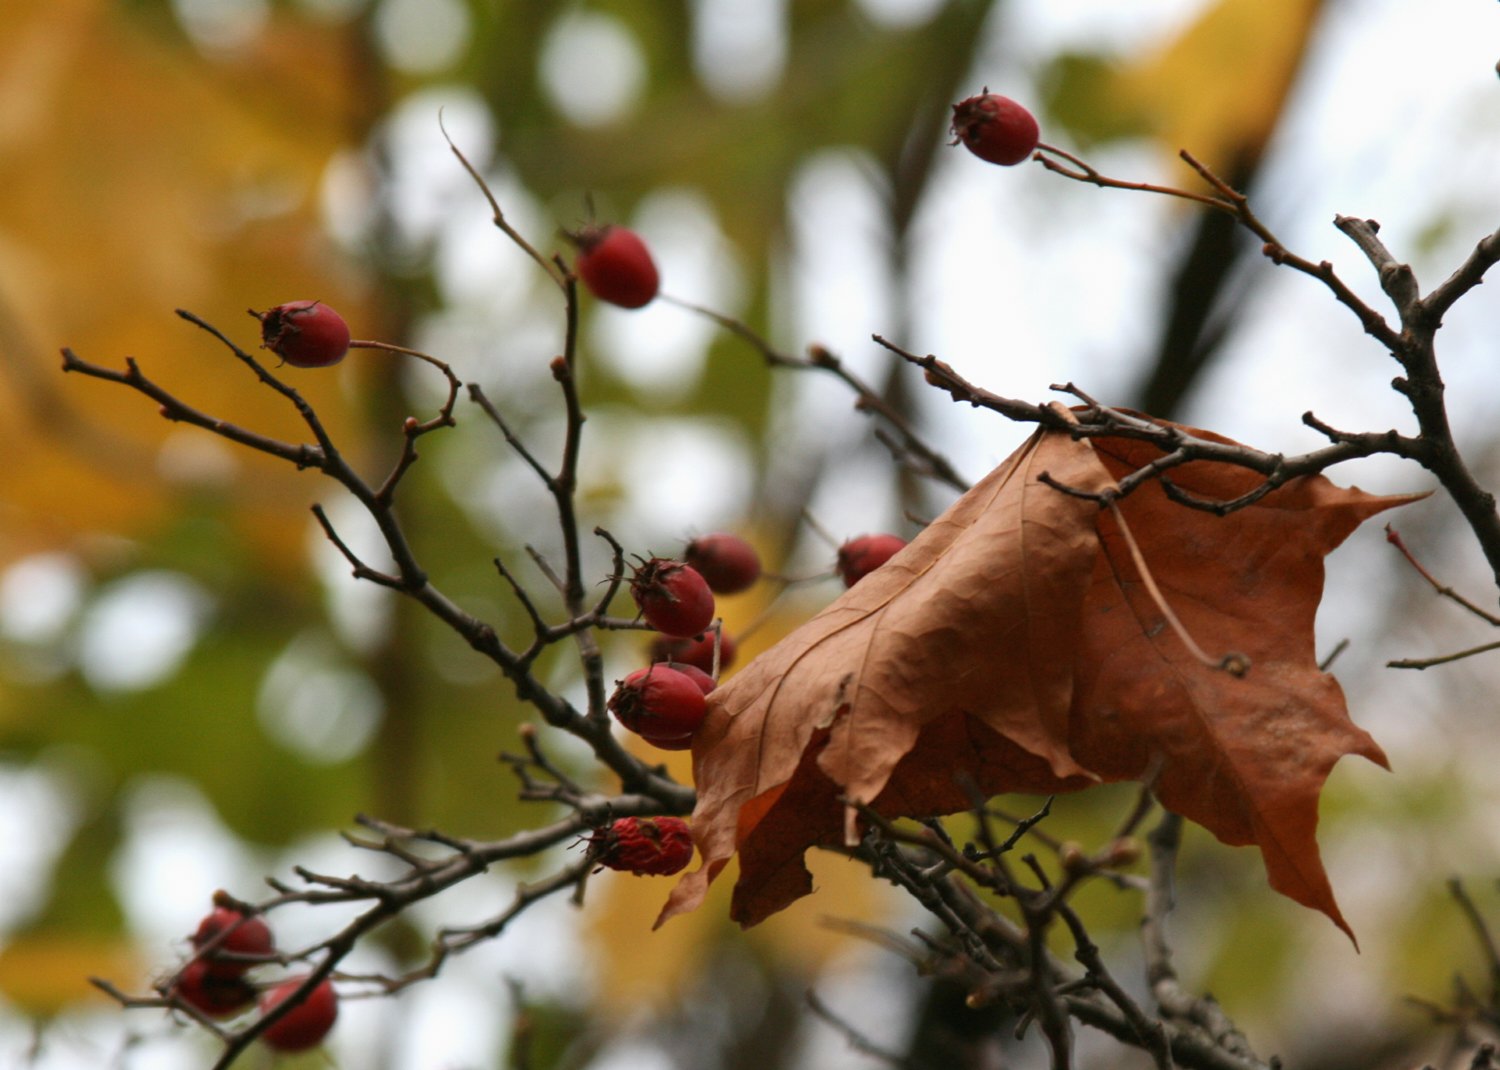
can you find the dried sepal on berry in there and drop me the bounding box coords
[630,557,716,638]
[587,816,694,876]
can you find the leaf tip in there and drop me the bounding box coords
[656,854,734,930]
[1331,906,1361,951]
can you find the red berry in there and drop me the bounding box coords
[259,977,339,1052]
[649,630,737,674]
[950,92,1039,166]
[573,224,660,308]
[630,558,716,638]
[252,300,351,368]
[683,533,761,594]
[191,905,274,977]
[588,817,694,876]
[172,958,257,1019]
[659,661,716,694]
[609,665,709,749]
[837,534,908,588]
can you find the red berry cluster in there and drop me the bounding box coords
[588,816,694,876]
[614,533,761,750]
[173,958,258,1019]
[171,900,273,1021]
[168,894,338,1052]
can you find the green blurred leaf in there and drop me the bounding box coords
[1037,52,1154,148]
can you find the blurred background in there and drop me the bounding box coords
[2,0,1500,1067]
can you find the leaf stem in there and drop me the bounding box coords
[1105,501,1250,676]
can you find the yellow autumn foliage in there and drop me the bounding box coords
[0,1,375,571]
[1114,0,1323,174]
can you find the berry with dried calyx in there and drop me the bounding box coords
[572,224,660,308]
[191,902,274,977]
[172,958,257,1019]
[609,665,709,749]
[837,534,907,588]
[259,977,339,1052]
[683,532,761,594]
[630,558,716,638]
[251,301,351,368]
[950,91,1040,166]
[649,629,736,675]
[588,817,694,876]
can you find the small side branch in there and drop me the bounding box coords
[441,113,566,291]
[1143,813,1259,1061]
[60,349,325,470]
[661,294,971,493]
[1449,879,1500,1010]
[1035,146,1404,352]
[1386,526,1500,627]
[806,990,922,1070]
[1384,525,1500,669]
[879,341,1415,518]
[1422,223,1500,324]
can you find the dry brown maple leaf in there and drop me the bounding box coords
[658,421,1417,941]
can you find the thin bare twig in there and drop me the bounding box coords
[440,112,565,290]
[1449,879,1500,1009]
[806,990,922,1070]
[877,338,1409,517]
[1056,901,1175,1070]
[1142,812,1259,1061]
[661,294,971,493]
[1386,526,1500,627]
[1319,638,1351,673]
[1389,638,1500,671]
